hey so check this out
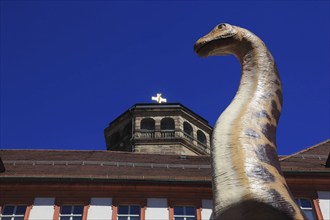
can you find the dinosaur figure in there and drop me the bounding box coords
[194,23,306,220]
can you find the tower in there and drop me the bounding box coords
[104,103,212,155]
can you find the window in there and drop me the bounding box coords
[59,205,84,220]
[161,118,175,130]
[296,199,315,220]
[197,130,207,146]
[174,206,196,220]
[0,205,26,220]
[140,118,155,138]
[140,118,155,131]
[161,118,175,138]
[117,205,140,220]
[183,122,193,139]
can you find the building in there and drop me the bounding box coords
[0,103,329,220]
[104,103,212,155]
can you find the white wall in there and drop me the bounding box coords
[201,200,213,220]
[29,197,55,220]
[145,198,168,220]
[317,191,330,220]
[87,198,112,220]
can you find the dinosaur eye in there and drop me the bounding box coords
[217,24,226,29]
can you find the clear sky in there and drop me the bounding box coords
[1,1,329,155]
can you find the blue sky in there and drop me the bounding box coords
[1,1,329,155]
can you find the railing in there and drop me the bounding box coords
[161,130,175,138]
[138,131,155,138]
[197,140,208,149]
[134,129,209,151]
[183,133,194,143]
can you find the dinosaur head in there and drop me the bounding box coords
[194,23,239,57]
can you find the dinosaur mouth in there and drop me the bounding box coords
[195,38,235,57]
[194,41,211,57]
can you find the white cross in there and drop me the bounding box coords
[151,93,167,103]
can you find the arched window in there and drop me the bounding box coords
[140,118,155,131]
[183,122,193,137]
[197,130,207,146]
[140,118,155,139]
[160,118,175,138]
[161,118,175,130]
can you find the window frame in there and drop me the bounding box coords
[173,206,197,220]
[58,205,84,220]
[117,205,141,220]
[53,198,89,220]
[168,200,201,220]
[296,198,316,220]
[112,198,146,220]
[0,205,28,220]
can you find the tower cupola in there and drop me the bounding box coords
[104,103,212,155]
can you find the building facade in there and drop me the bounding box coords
[0,103,329,220]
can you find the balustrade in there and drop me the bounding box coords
[197,140,207,149]
[135,129,209,151]
[161,130,175,138]
[139,131,155,138]
[183,132,194,143]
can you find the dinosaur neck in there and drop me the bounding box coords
[211,32,306,220]
[233,38,282,131]
[214,35,282,158]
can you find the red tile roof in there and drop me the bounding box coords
[1,140,329,183]
[280,139,330,172]
[0,150,212,183]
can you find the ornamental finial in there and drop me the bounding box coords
[151,93,167,103]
